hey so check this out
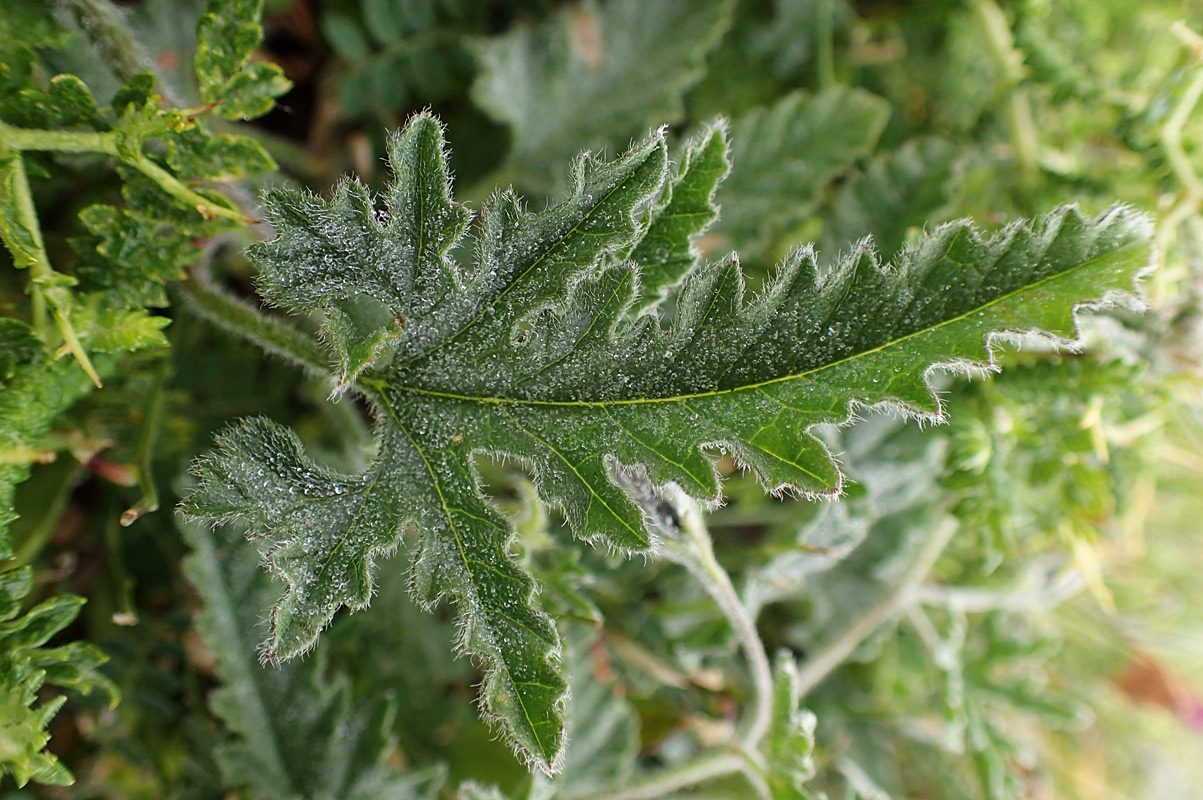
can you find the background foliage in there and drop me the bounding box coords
[1,0,1202,798]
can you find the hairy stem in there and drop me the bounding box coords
[660,485,774,750]
[67,0,182,106]
[575,486,782,800]
[794,517,959,697]
[178,272,332,378]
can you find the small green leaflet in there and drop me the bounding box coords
[195,0,290,119]
[182,112,1151,773]
[766,652,820,800]
[0,565,116,788]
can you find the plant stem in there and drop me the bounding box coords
[816,0,836,90]
[660,485,774,750]
[575,487,781,800]
[178,272,332,379]
[0,145,102,386]
[1160,64,1203,202]
[0,446,56,466]
[0,121,254,224]
[1153,23,1203,305]
[794,517,959,697]
[969,0,1039,186]
[128,150,256,224]
[915,571,1085,613]
[0,123,115,154]
[566,751,747,800]
[121,357,171,527]
[103,510,138,625]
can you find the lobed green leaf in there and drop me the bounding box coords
[194,0,290,119]
[0,566,116,788]
[818,138,961,260]
[181,520,439,799]
[184,111,1151,773]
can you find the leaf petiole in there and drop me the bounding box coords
[793,516,960,698]
[659,485,774,750]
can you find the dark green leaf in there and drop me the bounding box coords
[109,72,157,113]
[818,138,961,260]
[46,75,100,127]
[322,12,371,62]
[627,121,729,308]
[183,112,1151,773]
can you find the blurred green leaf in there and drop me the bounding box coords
[0,566,116,788]
[713,88,890,260]
[471,0,734,192]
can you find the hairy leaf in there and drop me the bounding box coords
[530,625,638,797]
[626,121,729,309]
[183,112,1150,772]
[471,0,733,191]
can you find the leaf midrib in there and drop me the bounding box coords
[385,236,1137,409]
[375,390,556,761]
